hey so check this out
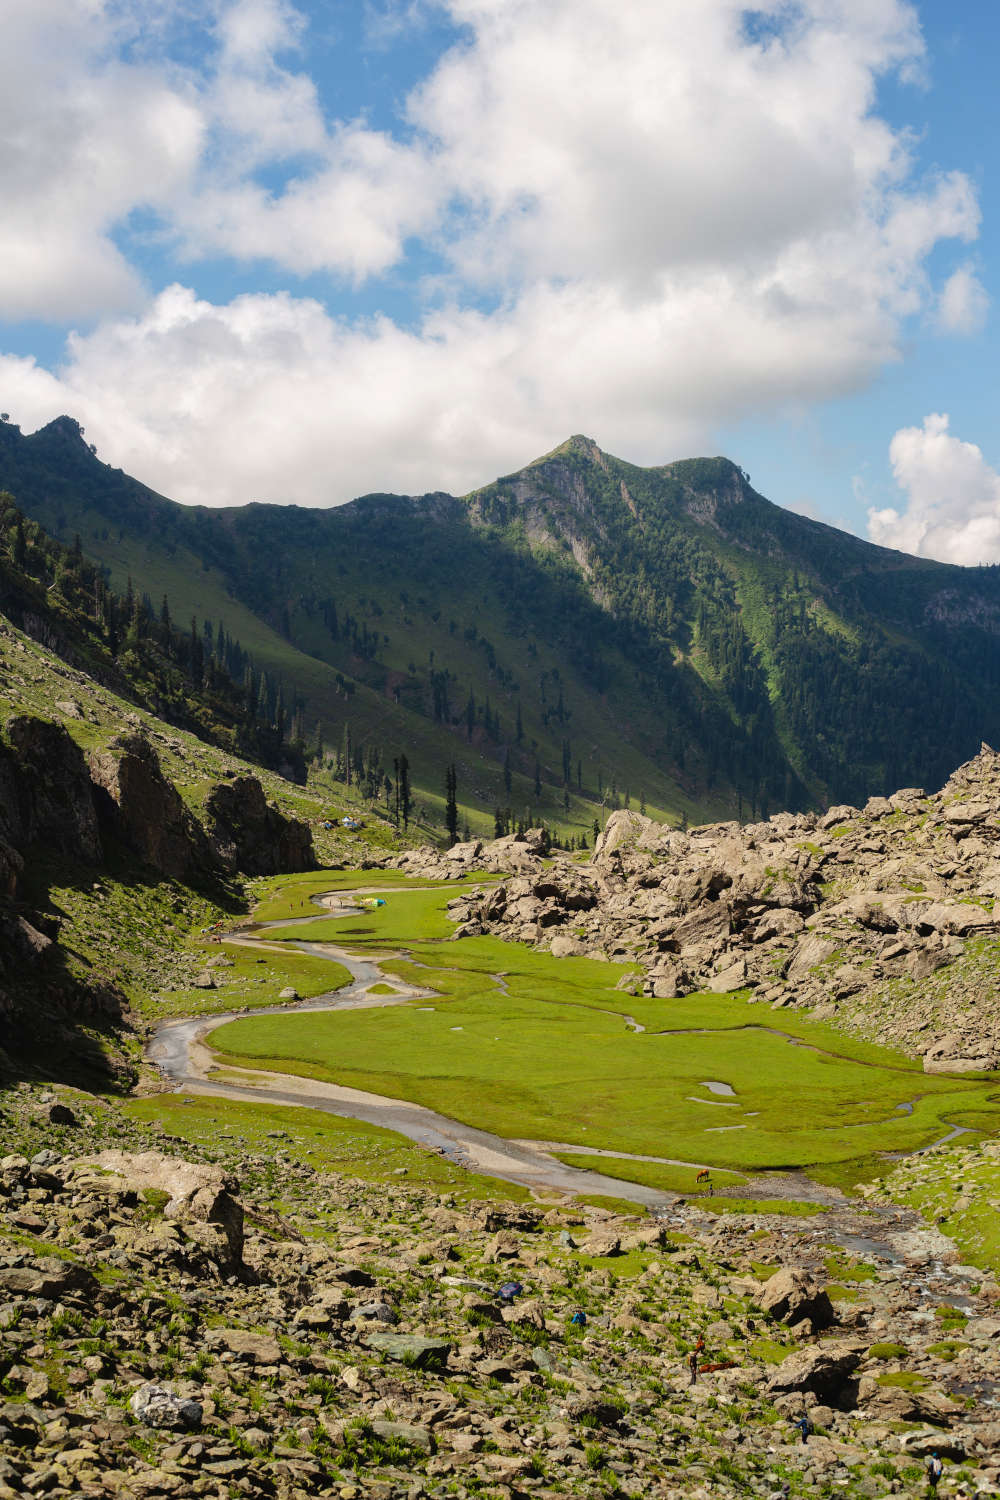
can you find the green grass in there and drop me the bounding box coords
[548,1153,823,1215]
[882,1144,1000,1273]
[123,1094,530,1203]
[150,940,352,1019]
[876,1372,930,1391]
[203,876,1000,1180]
[868,1342,908,1361]
[823,1251,878,1283]
[249,868,493,925]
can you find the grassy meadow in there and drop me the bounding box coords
[124,1094,531,1205]
[205,870,1000,1183]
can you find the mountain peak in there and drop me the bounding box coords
[535,434,607,467]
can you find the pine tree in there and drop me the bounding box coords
[516,700,523,744]
[445,764,459,846]
[503,749,512,796]
[534,759,541,797]
[191,617,204,686]
[399,753,412,829]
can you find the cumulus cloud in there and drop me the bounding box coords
[937,264,989,335]
[0,0,989,502]
[868,414,1000,564]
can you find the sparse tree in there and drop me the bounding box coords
[445,763,459,846]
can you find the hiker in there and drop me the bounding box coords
[926,1453,943,1491]
[570,1310,587,1327]
[795,1414,811,1445]
[687,1349,699,1386]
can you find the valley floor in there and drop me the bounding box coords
[4,870,1000,1499]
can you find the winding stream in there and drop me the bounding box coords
[148,891,680,1208]
[146,884,972,1216]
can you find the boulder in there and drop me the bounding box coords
[77,1151,245,1271]
[760,1267,835,1330]
[203,1328,282,1364]
[784,934,838,980]
[593,810,655,862]
[129,1384,203,1431]
[369,1420,433,1453]
[766,1340,865,1400]
[0,1257,97,1300]
[365,1333,451,1370]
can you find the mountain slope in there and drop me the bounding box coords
[4,415,1000,834]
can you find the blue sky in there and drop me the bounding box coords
[0,0,998,563]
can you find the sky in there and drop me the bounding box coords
[0,0,998,564]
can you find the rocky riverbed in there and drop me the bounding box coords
[1,1088,999,1499]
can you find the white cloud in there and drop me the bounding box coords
[937,263,989,335]
[0,263,948,507]
[868,413,1000,564]
[0,0,989,503]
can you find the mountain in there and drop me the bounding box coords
[3,414,1000,835]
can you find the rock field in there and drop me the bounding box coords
[1,1090,999,1499]
[418,745,1000,1070]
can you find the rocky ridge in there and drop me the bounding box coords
[1,1088,998,1499]
[0,711,314,1071]
[403,747,1000,1070]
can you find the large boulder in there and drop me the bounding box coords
[593,810,656,863]
[88,733,210,878]
[760,1267,835,1330]
[0,1256,97,1300]
[204,776,315,875]
[74,1151,245,1273]
[129,1384,203,1431]
[766,1340,865,1401]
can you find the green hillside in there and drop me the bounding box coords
[4,415,1000,837]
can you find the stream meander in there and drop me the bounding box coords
[146,884,977,1255]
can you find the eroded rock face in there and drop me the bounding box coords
[204,775,315,875]
[88,733,210,879]
[5,714,101,863]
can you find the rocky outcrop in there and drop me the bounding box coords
[88,732,211,879]
[446,746,1000,1063]
[3,714,101,863]
[204,775,315,875]
[76,1150,246,1275]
